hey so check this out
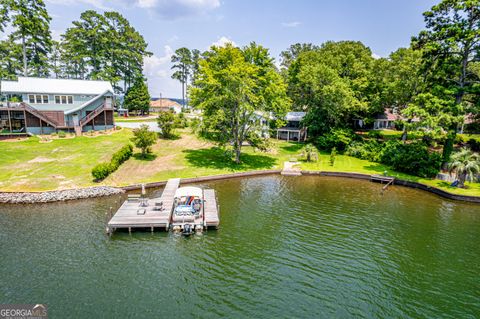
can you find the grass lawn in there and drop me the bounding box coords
[0,129,132,191]
[0,129,479,196]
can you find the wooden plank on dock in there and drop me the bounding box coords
[107,178,180,231]
[203,189,219,228]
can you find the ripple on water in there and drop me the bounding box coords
[1,175,480,318]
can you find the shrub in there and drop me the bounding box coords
[467,138,480,152]
[131,125,157,157]
[330,147,337,166]
[157,111,176,138]
[316,128,356,151]
[111,144,133,170]
[91,143,133,181]
[91,163,112,181]
[58,131,66,138]
[345,140,383,162]
[367,130,382,139]
[380,141,442,178]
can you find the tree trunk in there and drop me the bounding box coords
[234,145,241,164]
[401,127,408,143]
[458,171,467,188]
[22,35,27,77]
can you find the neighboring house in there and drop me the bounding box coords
[150,98,182,114]
[353,108,399,130]
[276,112,307,142]
[0,77,115,135]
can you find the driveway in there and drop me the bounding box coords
[116,121,161,132]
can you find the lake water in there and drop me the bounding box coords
[1,175,479,318]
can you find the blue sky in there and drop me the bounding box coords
[44,0,438,98]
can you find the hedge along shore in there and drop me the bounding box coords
[1,170,479,204]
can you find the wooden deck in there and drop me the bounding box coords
[107,178,180,233]
[203,189,220,228]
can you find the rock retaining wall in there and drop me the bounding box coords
[0,186,124,204]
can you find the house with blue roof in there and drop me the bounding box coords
[0,77,115,135]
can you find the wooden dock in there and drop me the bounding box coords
[107,178,180,233]
[203,189,220,228]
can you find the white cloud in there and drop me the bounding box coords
[210,36,236,48]
[144,45,180,97]
[135,0,220,19]
[281,21,301,28]
[372,53,382,59]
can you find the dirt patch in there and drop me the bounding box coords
[28,156,56,163]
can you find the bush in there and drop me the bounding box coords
[157,111,176,138]
[345,140,383,162]
[131,125,157,157]
[367,130,382,139]
[329,147,337,166]
[380,141,442,178]
[315,128,356,151]
[91,143,133,181]
[91,163,112,180]
[467,138,480,152]
[110,144,133,170]
[58,131,66,138]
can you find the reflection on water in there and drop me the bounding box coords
[1,175,479,318]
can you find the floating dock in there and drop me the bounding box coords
[106,178,220,234]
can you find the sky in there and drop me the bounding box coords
[42,0,439,98]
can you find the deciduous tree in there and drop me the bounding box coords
[190,42,290,163]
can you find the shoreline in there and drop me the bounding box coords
[0,170,479,204]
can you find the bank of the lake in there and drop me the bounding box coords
[0,129,479,197]
[1,175,479,318]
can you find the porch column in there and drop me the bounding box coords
[103,109,107,131]
[40,119,43,134]
[276,129,279,140]
[23,109,27,132]
[287,131,290,142]
[304,128,307,141]
[7,108,12,132]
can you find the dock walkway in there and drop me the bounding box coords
[107,178,180,233]
[203,189,220,228]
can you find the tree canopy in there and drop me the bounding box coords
[190,42,290,163]
[123,79,150,114]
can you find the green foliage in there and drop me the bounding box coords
[286,41,378,136]
[315,128,356,151]
[57,130,66,138]
[190,42,290,163]
[329,147,337,166]
[467,138,480,152]
[448,148,480,187]
[157,111,176,138]
[110,144,133,170]
[304,144,318,162]
[380,141,442,178]
[60,10,151,92]
[131,124,157,157]
[174,112,188,128]
[91,162,112,181]
[124,80,150,114]
[91,143,133,181]
[345,140,383,162]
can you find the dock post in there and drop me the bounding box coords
[128,227,131,234]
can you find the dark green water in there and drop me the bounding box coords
[1,175,479,318]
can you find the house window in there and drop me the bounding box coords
[54,95,74,104]
[28,94,49,104]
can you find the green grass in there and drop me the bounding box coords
[0,129,479,197]
[0,129,132,191]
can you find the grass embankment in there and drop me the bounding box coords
[0,129,479,196]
